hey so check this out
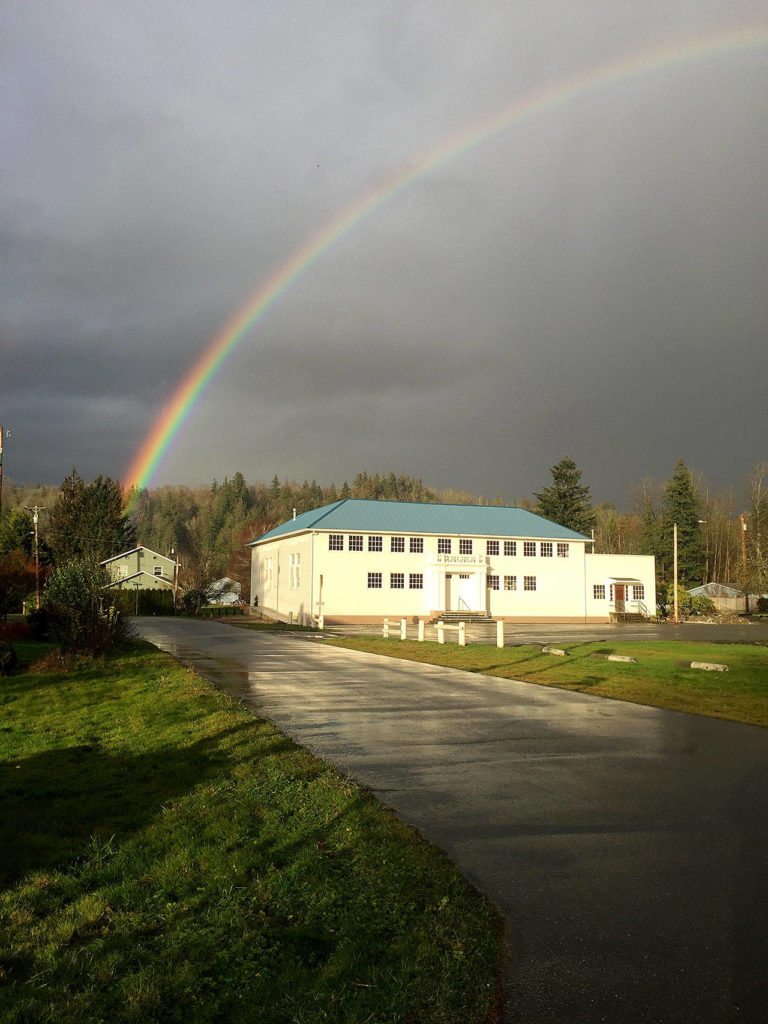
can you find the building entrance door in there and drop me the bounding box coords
[614,584,626,612]
[446,573,474,612]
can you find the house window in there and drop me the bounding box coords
[524,576,537,591]
[633,585,645,601]
[557,543,569,558]
[391,536,405,552]
[289,553,301,589]
[593,584,606,599]
[368,535,383,552]
[349,534,363,551]
[487,540,499,556]
[153,566,163,576]
[410,537,424,553]
[504,540,517,556]
[459,539,472,555]
[264,558,273,588]
[329,534,344,551]
[541,542,553,557]
[524,542,536,557]
[409,573,423,589]
[390,573,405,589]
[488,575,500,590]
[504,575,517,590]
[438,538,451,554]
[118,565,127,578]
[367,572,382,589]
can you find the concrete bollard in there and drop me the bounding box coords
[383,618,389,639]
[288,611,293,624]
[318,614,324,630]
[496,620,504,649]
[400,617,407,641]
[437,621,445,644]
[418,620,425,642]
[458,622,466,646]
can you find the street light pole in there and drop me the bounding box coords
[24,505,47,610]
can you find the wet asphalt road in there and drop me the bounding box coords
[135,618,768,1023]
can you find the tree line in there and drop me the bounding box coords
[2,457,767,614]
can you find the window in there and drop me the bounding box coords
[390,573,405,589]
[368,535,382,552]
[289,552,301,589]
[504,575,517,591]
[153,565,163,577]
[593,584,606,600]
[264,558,273,588]
[633,585,645,601]
[524,575,537,591]
[410,537,424,553]
[557,543,569,558]
[391,536,405,552]
[524,541,536,557]
[459,539,473,555]
[409,573,423,589]
[118,566,127,578]
[504,540,517,556]
[367,572,382,589]
[329,534,344,551]
[438,538,452,554]
[487,540,499,556]
[488,575,499,590]
[541,542,553,557]
[349,534,363,551]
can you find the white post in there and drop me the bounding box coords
[458,621,466,646]
[496,619,504,649]
[418,620,425,642]
[437,621,445,644]
[400,617,407,641]
[318,614,324,629]
[383,618,389,638]
[288,610,293,624]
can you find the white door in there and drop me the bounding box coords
[447,573,474,611]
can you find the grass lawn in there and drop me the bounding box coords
[326,637,768,728]
[0,642,502,1024]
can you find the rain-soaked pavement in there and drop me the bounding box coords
[135,617,768,1023]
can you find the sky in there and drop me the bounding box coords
[2,1,767,508]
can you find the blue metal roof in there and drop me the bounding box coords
[249,499,589,544]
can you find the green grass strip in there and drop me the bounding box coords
[326,637,768,728]
[0,643,502,1024]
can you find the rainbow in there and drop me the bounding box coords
[123,25,767,500]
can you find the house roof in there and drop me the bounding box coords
[688,582,744,598]
[249,499,590,545]
[101,544,175,566]
[102,570,174,589]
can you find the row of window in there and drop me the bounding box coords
[367,573,537,591]
[368,573,423,589]
[330,534,569,557]
[593,584,645,600]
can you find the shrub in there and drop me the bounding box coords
[756,596,768,615]
[42,560,131,655]
[113,588,176,616]
[0,640,18,675]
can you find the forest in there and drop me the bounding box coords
[1,459,767,607]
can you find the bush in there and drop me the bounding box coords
[756,597,768,615]
[113,588,176,616]
[0,641,18,675]
[42,560,131,655]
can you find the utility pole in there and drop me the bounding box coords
[740,514,749,614]
[0,424,5,521]
[673,522,679,625]
[24,505,47,609]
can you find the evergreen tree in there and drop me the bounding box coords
[48,469,134,565]
[0,508,35,558]
[533,456,596,535]
[658,459,704,586]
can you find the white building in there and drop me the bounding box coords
[249,499,656,625]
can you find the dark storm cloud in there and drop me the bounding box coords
[2,1,767,503]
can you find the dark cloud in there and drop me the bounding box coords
[2,1,767,504]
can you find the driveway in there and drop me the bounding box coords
[135,618,768,1023]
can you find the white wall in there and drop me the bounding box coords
[585,554,657,618]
